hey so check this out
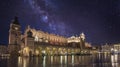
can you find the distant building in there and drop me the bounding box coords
[85,42,92,48]
[101,44,111,52]
[112,44,120,52]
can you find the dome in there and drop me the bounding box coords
[12,16,20,25]
[27,30,33,37]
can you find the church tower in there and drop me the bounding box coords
[80,33,85,49]
[8,17,22,56]
[9,17,21,45]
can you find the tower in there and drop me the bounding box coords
[9,17,21,45]
[8,17,22,56]
[80,33,85,49]
[80,32,85,41]
[24,26,35,56]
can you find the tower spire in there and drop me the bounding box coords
[12,16,20,25]
[27,25,31,30]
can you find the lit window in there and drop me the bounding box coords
[35,35,39,41]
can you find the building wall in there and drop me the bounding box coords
[0,45,8,54]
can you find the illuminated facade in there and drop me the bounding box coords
[8,17,86,56]
[67,33,86,49]
[113,44,120,51]
[111,44,120,53]
[101,44,111,53]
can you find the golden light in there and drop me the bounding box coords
[35,50,39,55]
[23,47,30,56]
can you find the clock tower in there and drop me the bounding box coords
[9,17,21,45]
[8,17,22,56]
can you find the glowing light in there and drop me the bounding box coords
[72,55,74,64]
[23,47,30,56]
[60,56,63,64]
[51,56,53,64]
[111,48,114,51]
[35,35,39,41]
[114,54,118,63]
[65,55,67,64]
[18,57,22,67]
[42,50,46,54]
[23,58,29,67]
[111,55,118,67]
[67,36,81,43]
[43,56,46,67]
[35,50,39,55]
[114,49,117,52]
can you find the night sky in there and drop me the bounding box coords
[0,0,120,45]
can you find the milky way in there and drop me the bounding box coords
[24,0,72,36]
[1,0,120,44]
